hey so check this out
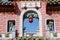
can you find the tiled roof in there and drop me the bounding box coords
[0,1,14,5]
[14,0,43,1]
[0,1,15,12]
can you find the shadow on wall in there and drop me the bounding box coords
[15,3,21,16]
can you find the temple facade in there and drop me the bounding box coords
[0,0,60,38]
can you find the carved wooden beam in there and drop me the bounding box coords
[0,5,14,12]
[47,2,60,11]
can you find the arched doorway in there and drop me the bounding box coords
[23,10,39,36]
[20,9,42,37]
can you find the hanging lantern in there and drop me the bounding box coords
[29,16,33,23]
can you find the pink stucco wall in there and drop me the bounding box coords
[0,1,60,37]
[39,1,60,37]
[0,13,20,34]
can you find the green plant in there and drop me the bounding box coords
[5,33,9,37]
[0,34,2,37]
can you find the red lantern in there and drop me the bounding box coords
[29,17,33,23]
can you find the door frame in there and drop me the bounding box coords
[45,18,56,37]
[19,8,42,37]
